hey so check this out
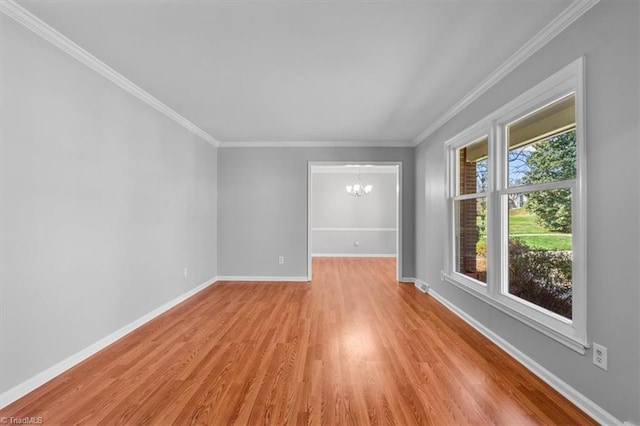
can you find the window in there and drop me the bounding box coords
[454,136,488,284]
[444,58,586,353]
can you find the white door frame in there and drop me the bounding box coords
[307,161,403,282]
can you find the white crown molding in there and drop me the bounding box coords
[217,140,414,148]
[426,286,622,426]
[412,0,600,146]
[0,0,220,147]
[0,275,218,409]
[2,0,599,150]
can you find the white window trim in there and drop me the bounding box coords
[443,57,587,354]
[446,122,491,293]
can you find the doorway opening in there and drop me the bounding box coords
[307,162,402,281]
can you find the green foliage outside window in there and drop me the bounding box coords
[508,239,572,319]
[524,130,576,233]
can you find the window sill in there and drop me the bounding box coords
[442,272,589,354]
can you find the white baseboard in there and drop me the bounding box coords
[311,254,397,258]
[311,227,396,231]
[425,286,622,426]
[414,279,429,293]
[216,276,309,282]
[399,277,429,293]
[0,275,218,409]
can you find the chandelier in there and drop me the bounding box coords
[346,174,372,197]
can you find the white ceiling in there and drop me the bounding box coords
[17,0,572,146]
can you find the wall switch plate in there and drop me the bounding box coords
[592,342,607,371]
[278,256,285,265]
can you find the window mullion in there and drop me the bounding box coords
[487,121,501,298]
[487,121,504,298]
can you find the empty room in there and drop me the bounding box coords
[0,0,638,424]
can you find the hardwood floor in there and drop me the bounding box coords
[1,257,595,425]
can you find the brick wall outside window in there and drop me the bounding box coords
[459,148,478,277]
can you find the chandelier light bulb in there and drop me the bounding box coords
[346,174,372,197]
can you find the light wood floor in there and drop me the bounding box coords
[1,257,594,425]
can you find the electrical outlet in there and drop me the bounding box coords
[353,241,360,247]
[183,267,188,278]
[592,343,607,371]
[278,256,285,265]
[440,271,445,281]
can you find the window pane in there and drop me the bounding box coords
[455,197,487,283]
[458,136,488,194]
[507,189,572,319]
[507,94,576,187]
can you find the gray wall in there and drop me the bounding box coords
[218,148,414,277]
[0,16,218,393]
[312,171,397,255]
[414,2,639,423]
